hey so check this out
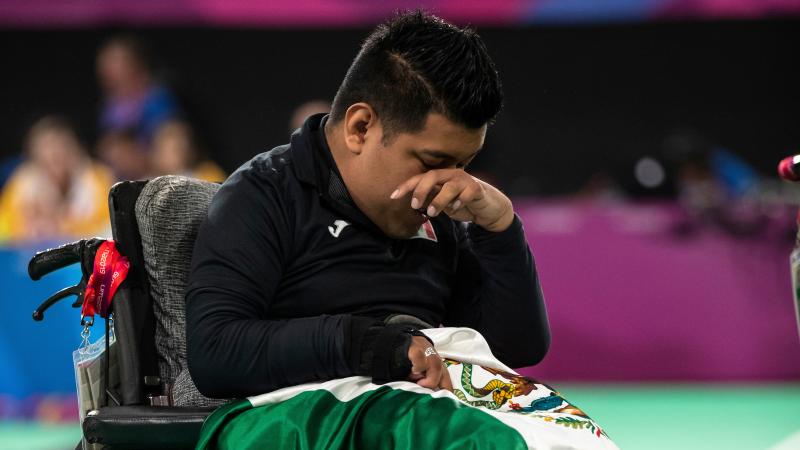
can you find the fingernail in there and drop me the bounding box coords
[451,200,461,210]
[390,189,400,199]
[427,205,436,216]
[411,198,420,209]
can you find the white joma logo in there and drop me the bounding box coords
[328,220,350,238]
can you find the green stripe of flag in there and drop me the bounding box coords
[196,386,527,450]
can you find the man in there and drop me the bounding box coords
[186,11,549,399]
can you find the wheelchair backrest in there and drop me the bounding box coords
[109,176,221,406]
[134,176,224,407]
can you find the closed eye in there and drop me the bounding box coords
[420,159,445,170]
[421,159,469,171]
[417,149,477,170]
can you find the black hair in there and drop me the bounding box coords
[330,10,503,140]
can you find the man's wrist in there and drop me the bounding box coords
[357,326,434,384]
[348,316,384,375]
[468,212,524,245]
[482,206,515,232]
[407,329,434,346]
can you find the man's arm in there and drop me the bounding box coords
[445,216,550,368]
[185,164,392,397]
[391,169,550,369]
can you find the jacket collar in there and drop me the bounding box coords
[289,113,324,187]
[291,113,385,236]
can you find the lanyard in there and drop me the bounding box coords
[80,240,130,327]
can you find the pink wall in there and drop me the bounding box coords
[516,200,800,381]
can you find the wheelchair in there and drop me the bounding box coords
[29,176,227,450]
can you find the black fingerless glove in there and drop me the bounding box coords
[356,325,434,384]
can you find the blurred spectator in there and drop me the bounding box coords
[97,129,150,181]
[575,171,624,202]
[97,35,179,143]
[150,120,226,182]
[0,116,113,243]
[663,129,771,237]
[289,99,330,132]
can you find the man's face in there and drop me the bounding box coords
[348,113,486,238]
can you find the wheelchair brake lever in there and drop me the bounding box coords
[32,281,86,322]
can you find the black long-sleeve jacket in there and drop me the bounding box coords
[185,114,549,398]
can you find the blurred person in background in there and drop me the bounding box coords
[97,35,179,143]
[289,99,330,132]
[663,129,772,238]
[0,116,112,243]
[150,120,226,182]
[97,129,150,181]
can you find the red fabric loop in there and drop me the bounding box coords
[81,240,129,324]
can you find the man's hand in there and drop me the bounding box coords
[390,169,514,232]
[406,336,453,392]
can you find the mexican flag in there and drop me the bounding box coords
[195,328,619,450]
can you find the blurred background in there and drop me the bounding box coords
[1,1,799,449]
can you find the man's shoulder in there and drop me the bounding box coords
[210,144,304,213]
[203,144,304,238]
[240,144,294,178]
[224,144,303,191]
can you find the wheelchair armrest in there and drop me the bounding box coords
[82,405,218,449]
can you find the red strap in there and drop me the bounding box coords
[81,240,130,325]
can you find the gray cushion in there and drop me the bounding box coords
[135,175,226,407]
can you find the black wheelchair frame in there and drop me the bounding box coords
[29,181,216,450]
